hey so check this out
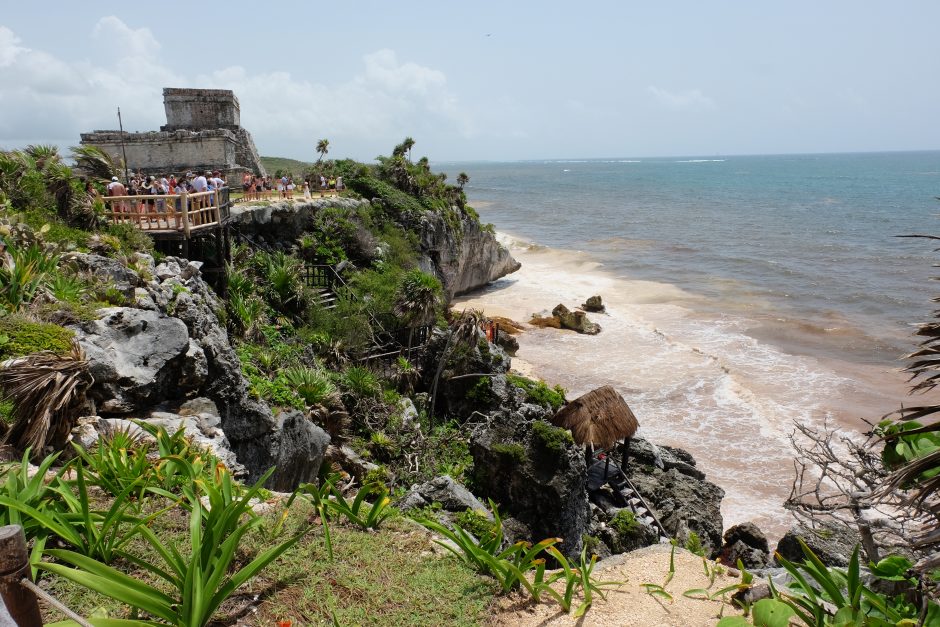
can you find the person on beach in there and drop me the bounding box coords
[303,181,311,199]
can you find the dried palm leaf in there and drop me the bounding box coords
[0,341,92,458]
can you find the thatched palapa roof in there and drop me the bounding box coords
[550,385,639,449]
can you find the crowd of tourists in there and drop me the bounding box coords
[105,170,227,224]
[240,173,344,201]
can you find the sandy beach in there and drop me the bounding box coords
[455,233,913,540]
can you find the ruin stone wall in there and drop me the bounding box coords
[79,130,248,183]
[162,88,240,131]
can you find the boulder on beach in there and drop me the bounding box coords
[581,295,606,313]
[528,304,602,334]
[553,304,602,334]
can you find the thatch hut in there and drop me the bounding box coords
[551,385,638,449]
[551,385,639,478]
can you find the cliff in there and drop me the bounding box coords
[229,198,520,301]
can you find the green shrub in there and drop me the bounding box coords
[104,222,153,254]
[342,365,381,399]
[507,374,566,410]
[610,509,639,536]
[0,316,74,358]
[531,420,573,454]
[466,376,497,405]
[454,508,497,540]
[282,365,336,406]
[492,442,527,464]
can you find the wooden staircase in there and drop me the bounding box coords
[588,461,670,543]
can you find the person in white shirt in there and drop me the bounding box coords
[191,172,208,193]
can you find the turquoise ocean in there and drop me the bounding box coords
[447,151,940,536]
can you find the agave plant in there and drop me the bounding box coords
[0,241,61,312]
[0,341,91,457]
[282,365,336,406]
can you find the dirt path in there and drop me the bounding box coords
[488,545,746,627]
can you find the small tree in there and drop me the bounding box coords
[456,172,469,189]
[316,138,330,163]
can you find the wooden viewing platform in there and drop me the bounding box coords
[102,189,230,238]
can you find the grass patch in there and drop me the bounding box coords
[0,316,74,358]
[507,374,566,411]
[244,503,495,626]
[531,420,574,453]
[492,442,527,464]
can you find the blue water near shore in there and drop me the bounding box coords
[447,151,940,366]
[444,151,940,534]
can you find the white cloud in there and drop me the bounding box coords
[92,16,160,59]
[647,86,716,112]
[0,19,471,158]
[0,26,25,67]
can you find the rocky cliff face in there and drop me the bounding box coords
[417,210,520,300]
[230,199,520,301]
[67,253,328,489]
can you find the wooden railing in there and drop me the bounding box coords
[102,188,229,237]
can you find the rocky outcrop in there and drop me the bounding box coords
[228,197,364,243]
[397,475,488,513]
[776,521,861,567]
[470,410,591,559]
[531,305,602,334]
[718,522,771,568]
[67,253,328,489]
[417,209,520,299]
[581,295,606,313]
[623,438,725,557]
[229,199,520,301]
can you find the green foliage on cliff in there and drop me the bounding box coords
[0,316,75,358]
[532,420,574,454]
[507,374,567,410]
[610,509,640,536]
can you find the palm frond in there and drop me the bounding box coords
[0,341,92,458]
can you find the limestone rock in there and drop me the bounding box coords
[776,521,861,567]
[398,475,488,514]
[325,444,379,483]
[581,295,606,313]
[73,307,190,414]
[268,411,330,492]
[552,304,602,335]
[470,409,591,560]
[624,437,724,557]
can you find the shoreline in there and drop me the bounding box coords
[455,231,914,541]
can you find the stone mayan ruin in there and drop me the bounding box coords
[80,88,266,183]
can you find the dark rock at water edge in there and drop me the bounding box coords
[552,304,602,335]
[623,438,725,557]
[581,295,606,313]
[776,521,862,567]
[718,522,771,568]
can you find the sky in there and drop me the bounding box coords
[1,1,938,162]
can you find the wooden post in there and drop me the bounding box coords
[181,192,190,238]
[0,525,42,627]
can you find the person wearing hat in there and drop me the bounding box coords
[107,176,127,215]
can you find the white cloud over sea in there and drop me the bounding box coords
[647,86,716,112]
[0,17,471,158]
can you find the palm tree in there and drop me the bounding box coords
[456,172,469,189]
[402,137,415,162]
[70,145,121,183]
[880,231,940,570]
[393,270,442,351]
[428,309,485,426]
[316,138,330,163]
